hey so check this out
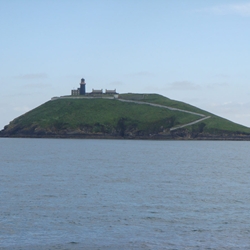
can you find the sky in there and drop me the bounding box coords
[1,0,250,129]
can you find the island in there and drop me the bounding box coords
[1,79,250,140]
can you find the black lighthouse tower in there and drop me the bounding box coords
[80,78,86,95]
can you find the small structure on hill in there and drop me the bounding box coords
[71,78,86,96]
[91,89,103,94]
[71,78,118,96]
[80,78,86,95]
[105,89,117,94]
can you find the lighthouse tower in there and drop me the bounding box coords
[80,78,86,95]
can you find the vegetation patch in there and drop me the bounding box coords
[1,93,250,139]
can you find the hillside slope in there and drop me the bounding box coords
[1,94,250,140]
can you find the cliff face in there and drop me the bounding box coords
[0,116,179,139]
[1,124,250,140]
[1,94,250,140]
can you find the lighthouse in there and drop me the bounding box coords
[80,78,86,95]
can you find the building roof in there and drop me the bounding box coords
[91,89,103,94]
[105,89,117,94]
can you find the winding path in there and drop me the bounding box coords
[52,96,211,131]
[117,98,211,131]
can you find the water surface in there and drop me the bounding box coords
[1,138,250,249]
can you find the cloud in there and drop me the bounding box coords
[13,105,30,113]
[109,81,124,86]
[210,101,250,113]
[201,101,250,127]
[15,73,48,80]
[195,2,250,16]
[196,3,250,16]
[211,101,250,120]
[228,3,250,15]
[126,71,155,78]
[167,81,201,90]
[213,74,230,79]
[23,83,51,88]
[206,82,230,89]
[142,81,201,93]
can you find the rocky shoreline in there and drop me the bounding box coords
[1,130,250,141]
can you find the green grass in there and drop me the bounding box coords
[120,93,250,134]
[9,98,199,134]
[4,93,250,136]
[201,116,250,134]
[120,93,211,115]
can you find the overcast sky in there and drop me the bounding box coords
[1,0,250,129]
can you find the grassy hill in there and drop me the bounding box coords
[1,93,250,139]
[120,93,250,135]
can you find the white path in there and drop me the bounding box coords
[117,99,206,117]
[170,116,211,131]
[52,96,211,131]
[117,98,211,131]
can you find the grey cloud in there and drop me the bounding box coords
[203,102,250,127]
[168,81,201,90]
[126,71,155,78]
[109,81,124,86]
[213,74,230,78]
[15,73,48,80]
[23,83,51,88]
[13,105,30,113]
[206,82,230,89]
[210,102,250,114]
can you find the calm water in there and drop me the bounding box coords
[1,138,250,249]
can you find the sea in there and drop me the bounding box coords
[1,138,250,250]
